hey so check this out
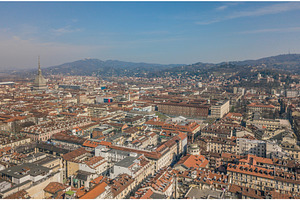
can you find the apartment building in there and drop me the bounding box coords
[145,119,199,143]
[176,168,229,192]
[247,118,291,131]
[110,174,135,199]
[237,138,266,157]
[210,100,230,118]
[227,163,300,194]
[205,136,237,154]
[247,103,276,114]
[97,134,183,172]
[174,154,209,171]
[23,117,92,141]
[62,147,92,177]
[201,127,233,139]
[110,154,155,188]
[131,167,177,199]
[0,132,31,149]
[0,162,62,198]
[157,102,209,118]
[79,181,113,199]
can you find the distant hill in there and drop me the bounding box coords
[223,54,300,74]
[228,54,300,66]
[41,59,184,77]
[149,54,300,77]
[12,54,300,78]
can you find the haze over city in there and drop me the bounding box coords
[1,1,300,69]
[1,1,300,199]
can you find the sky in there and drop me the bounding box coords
[1,1,300,70]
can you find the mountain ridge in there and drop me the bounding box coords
[11,53,300,78]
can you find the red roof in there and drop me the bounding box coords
[83,140,102,148]
[130,188,153,199]
[43,182,67,194]
[177,154,209,168]
[248,103,275,108]
[62,147,89,162]
[99,141,112,147]
[79,182,108,199]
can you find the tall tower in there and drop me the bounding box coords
[32,56,47,90]
[38,56,42,76]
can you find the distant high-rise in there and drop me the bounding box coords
[32,56,47,90]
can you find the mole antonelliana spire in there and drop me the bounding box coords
[32,56,47,90]
[38,56,42,75]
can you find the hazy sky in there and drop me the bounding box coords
[1,1,300,70]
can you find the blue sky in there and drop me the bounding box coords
[1,1,300,69]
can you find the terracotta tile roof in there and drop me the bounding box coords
[144,120,166,127]
[248,102,275,108]
[177,131,187,140]
[134,167,175,194]
[75,189,86,199]
[79,182,108,199]
[162,122,200,133]
[239,154,273,165]
[4,116,27,123]
[4,190,30,199]
[241,134,256,140]
[0,146,12,152]
[176,168,229,186]
[91,175,104,185]
[52,133,86,145]
[229,184,300,199]
[130,188,153,199]
[83,140,102,148]
[228,184,263,199]
[228,164,274,179]
[62,147,89,162]
[160,130,173,137]
[268,190,300,199]
[85,156,106,169]
[44,182,67,194]
[52,190,65,199]
[226,112,243,118]
[110,145,162,160]
[228,163,300,184]
[99,141,112,147]
[108,173,134,197]
[177,154,209,169]
[123,127,140,134]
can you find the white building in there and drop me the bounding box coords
[248,118,291,131]
[79,156,108,175]
[266,140,289,159]
[210,100,230,118]
[286,90,299,98]
[95,145,133,163]
[110,153,142,179]
[237,138,266,157]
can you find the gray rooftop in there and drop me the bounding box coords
[107,148,141,158]
[185,187,224,199]
[0,163,50,179]
[33,155,59,166]
[106,132,127,142]
[150,192,167,199]
[23,152,46,163]
[115,156,139,168]
[75,170,93,181]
